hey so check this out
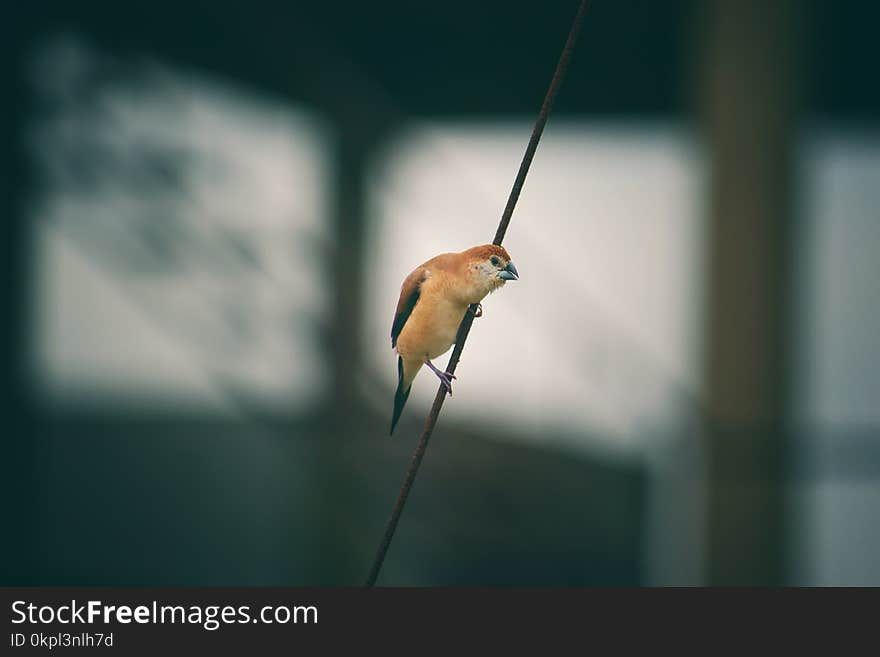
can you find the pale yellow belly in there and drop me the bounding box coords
[396,298,467,361]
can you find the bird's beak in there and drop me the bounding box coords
[498,261,519,281]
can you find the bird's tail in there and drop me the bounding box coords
[390,356,412,436]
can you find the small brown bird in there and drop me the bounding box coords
[390,244,519,434]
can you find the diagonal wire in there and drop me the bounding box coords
[365,0,593,587]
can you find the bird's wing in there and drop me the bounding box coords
[391,267,428,349]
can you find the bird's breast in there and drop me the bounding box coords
[396,296,468,361]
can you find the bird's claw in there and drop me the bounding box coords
[473,303,483,318]
[425,358,456,396]
[438,371,456,396]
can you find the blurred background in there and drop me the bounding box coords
[3,0,879,586]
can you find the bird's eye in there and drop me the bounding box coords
[490,256,500,266]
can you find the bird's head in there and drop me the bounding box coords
[460,244,519,303]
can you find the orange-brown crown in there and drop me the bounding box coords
[461,244,512,262]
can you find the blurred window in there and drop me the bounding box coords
[792,131,880,585]
[366,123,707,454]
[30,38,332,415]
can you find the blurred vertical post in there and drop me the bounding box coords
[330,128,371,421]
[698,0,802,585]
[324,80,390,428]
[322,113,390,582]
[2,8,38,584]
